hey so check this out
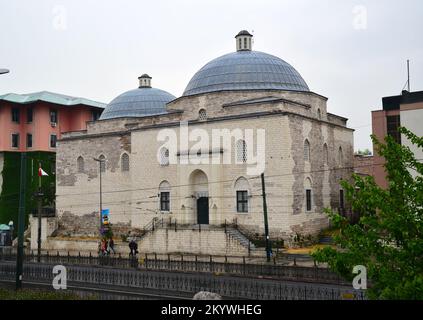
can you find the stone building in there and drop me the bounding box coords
[43,31,354,255]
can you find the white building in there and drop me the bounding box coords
[38,31,354,256]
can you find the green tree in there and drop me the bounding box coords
[312,127,423,299]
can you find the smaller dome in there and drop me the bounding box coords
[235,30,253,37]
[100,75,175,120]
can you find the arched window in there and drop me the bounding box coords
[198,109,207,120]
[304,139,310,161]
[305,177,312,212]
[121,153,129,172]
[338,146,343,166]
[317,108,321,119]
[160,147,169,166]
[77,156,84,173]
[244,38,247,49]
[99,154,106,173]
[323,143,328,165]
[235,177,250,213]
[238,38,242,49]
[236,140,247,163]
[159,180,171,212]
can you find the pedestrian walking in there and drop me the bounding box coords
[108,238,115,254]
[101,238,107,256]
[129,239,135,257]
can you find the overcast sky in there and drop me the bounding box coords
[1,0,422,152]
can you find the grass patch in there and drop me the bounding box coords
[0,288,96,300]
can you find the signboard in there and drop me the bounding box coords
[101,209,110,226]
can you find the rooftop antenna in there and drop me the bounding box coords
[402,59,411,93]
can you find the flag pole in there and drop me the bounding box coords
[37,162,43,262]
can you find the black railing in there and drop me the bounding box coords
[139,217,159,239]
[0,262,366,300]
[0,251,349,285]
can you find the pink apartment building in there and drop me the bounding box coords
[0,91,105,226]
[0,91,105,152]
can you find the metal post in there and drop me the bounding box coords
[93,158,104,238]
[37,162,43,262]
[261,173,271,262]
[407,59,410,92]
[16,152,27,290]
[99,162,102,233]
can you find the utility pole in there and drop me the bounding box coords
[407,59,410,92]
[16,152,27,290]
[37,162,44,262]
[93,158,104,237]
[261,172,271,262]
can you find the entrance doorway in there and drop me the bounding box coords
[197,197,209,224]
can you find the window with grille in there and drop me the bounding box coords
[99,155,106,172]
[236,191,248,213]
[50,134,57,148]
[50,109,58,124]
[236,140,247,163]
[304,140,310,161]
[387,115,401,144]
[160,192,170,211]
[77,156,84,173]
[27,108,33,123]
[11,108,20,123]
[121,153,129,172]
[11,133,19,148]
[160,147,169,166]
[306,189,312,211]
[198,109,207,120]
[26,134,33,148]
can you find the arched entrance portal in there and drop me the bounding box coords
[189,170,209,225]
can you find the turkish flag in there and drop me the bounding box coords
[38,167,49,176]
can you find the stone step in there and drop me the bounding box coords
[226,228,256,250]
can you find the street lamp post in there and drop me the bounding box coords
[93,158,105,237]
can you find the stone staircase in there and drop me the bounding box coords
[226,227,256,251]
[134,220,263,257]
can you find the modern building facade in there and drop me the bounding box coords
[0,91,105,227]
[372,90,423,188]
[0,91,104,152]
[48,31,354,255]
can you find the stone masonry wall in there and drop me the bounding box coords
[138,228,250,256]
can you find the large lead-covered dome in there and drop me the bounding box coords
[183,31,309,96]
[100,75,175,120]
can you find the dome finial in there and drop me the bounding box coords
[235,30,253,51]
[138,74,152,88]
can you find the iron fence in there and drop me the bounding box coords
[0,251,349,285]
[0,262,365,300]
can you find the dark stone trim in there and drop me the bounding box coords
[222,96,311,109]
[60,109,353,142]
[169,89,328,103]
